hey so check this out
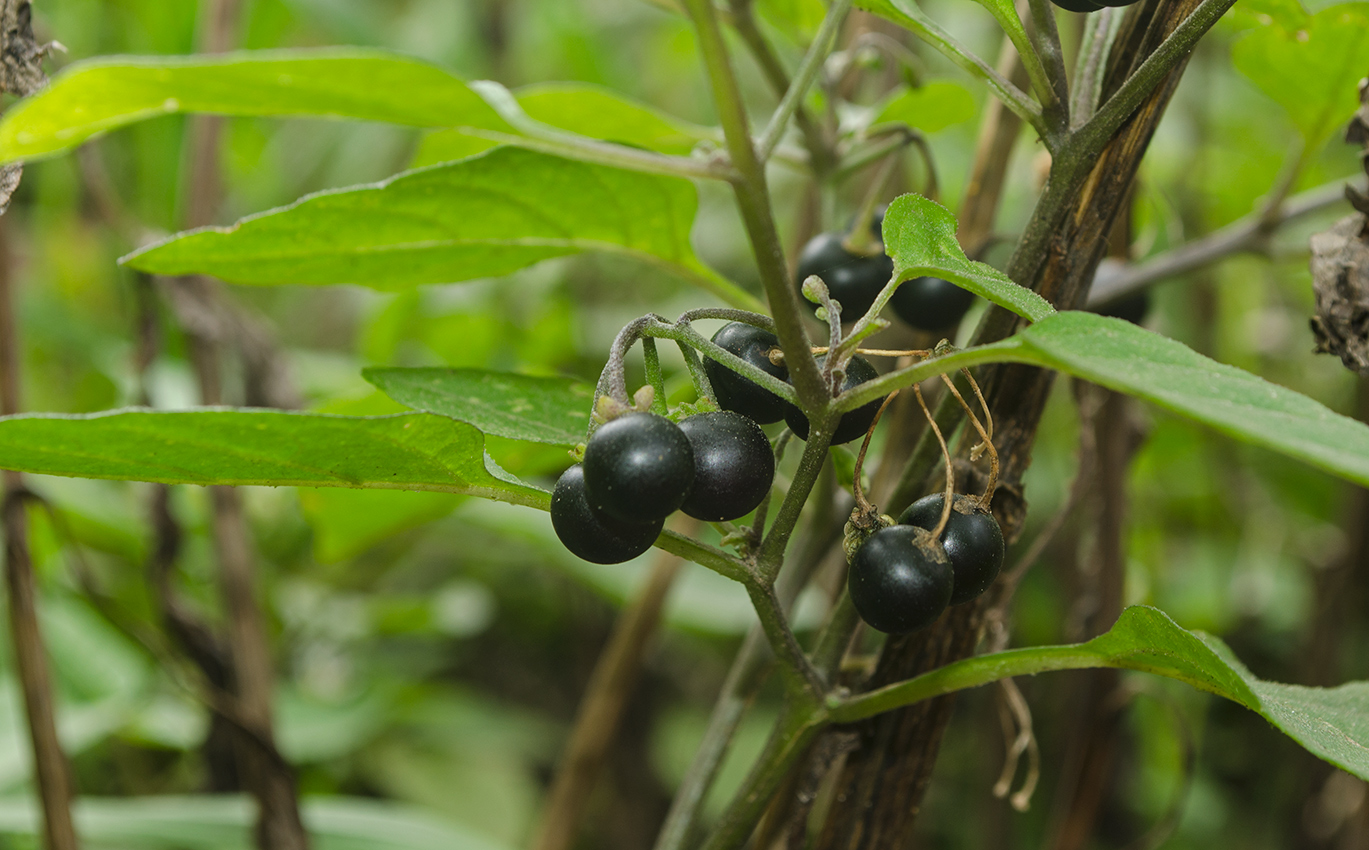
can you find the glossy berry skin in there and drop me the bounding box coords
[889,276,975,331]
[583,412,695,524]
[848,525,954,634]
[551,465,663,564]
[1050,0,1102,11]
[677,412,775,521]
[784,354,887,445]
[705,322,791,424]
[901,493,1005,605]
[795,232,894,320]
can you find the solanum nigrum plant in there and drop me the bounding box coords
[2,0,1369,848]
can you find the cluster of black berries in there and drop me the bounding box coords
[849,493,1005,634]
[1049,0,1140,12]
[795,210,974,331]
[552,408,775,564]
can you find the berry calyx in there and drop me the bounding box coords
[583,412,695,523]
[795,232,894,320]
[889,276,975,331]
[848,525,954,634]
[900,493,1004,605]
[705,322,791,424]
[783,353,887,445]
[551,465,663,564]
[677,411,775,521]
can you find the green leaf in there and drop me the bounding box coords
[0,408,549,507]
[756,0,829,42]
[1232,4,1369,148]
[0,49,514,165]
[836,606,1369,781]
[882,193,1054,322]
[121,146,738,301]
[412,82,718,168]
[872,82,977,134]
[1016,311,1369,488]
[364,367,594,445]
[0,795,510,850]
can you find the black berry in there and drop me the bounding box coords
[889,276,975,331]
[705,322,791,424]
[583,412,695,523]
[848,525,954,634]
[1050,0,1102,11]
[784,354,887,445]
[551,465,663,564]
[900,493,1004,605]
[677,412,775,521]
[795,232,894,320]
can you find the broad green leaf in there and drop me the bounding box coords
[412,82,718,168]
[0,795,509,850]
[837,606,1369,781]
[872,82,977,134]
[0,408,549,508]
[364,367,594,445]
[0,49,514,165]
[1016,311,1369,488]
[121,146,739,302]
[882,193,1054,322]
[1226,0,1309,32]
[1232,4,1369,148]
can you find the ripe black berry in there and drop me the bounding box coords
[583,412,695,523]
[783,354,887,445]
[900,493,1004,605]
[1050,0,1102,11]
[848,525,954,634]
[551,465,662,564]
[889,276,975,331]
[677,412,775,521]
[705,322,791,424]
[795,232,894,320]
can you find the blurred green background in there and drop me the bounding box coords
[1,0,1366,848]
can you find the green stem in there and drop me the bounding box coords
[1068,0,1238,175]
[877,2,1046,138]
[835,337,1033,413]
[467,81,739,182]
[699,703,827,850]
[756,420,836,584]
[680,0,827,411]
[654,531,755,585]
[756,0,854,162]
[1025,0,1070,128]
[810,589,860,684]
[976,0,1064,139]
[642,338,668,415]
[746,580,826,697]
[829,644,1102,723]
[675,340,717,403]
[643,320,800,407]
